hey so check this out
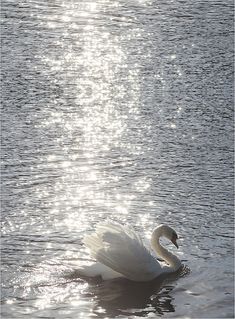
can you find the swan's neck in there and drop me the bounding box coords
[151,229,181,272]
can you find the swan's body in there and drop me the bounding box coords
[79,221,181,282]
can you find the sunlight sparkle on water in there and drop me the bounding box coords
[28,0,152,242]
[2,1,233,318]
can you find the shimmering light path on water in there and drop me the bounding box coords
[1,0,234,318]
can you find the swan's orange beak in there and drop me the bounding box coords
[171,238,179,248]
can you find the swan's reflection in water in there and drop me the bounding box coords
[76,267,189,318]
[90,277,173,317]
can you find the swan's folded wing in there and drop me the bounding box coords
[83,222,162,281]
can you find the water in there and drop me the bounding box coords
[1,0,234,318]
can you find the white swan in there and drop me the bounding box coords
[78,221,182,282]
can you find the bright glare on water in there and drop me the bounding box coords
[1,0,234,318]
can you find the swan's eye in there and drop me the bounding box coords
[174,232,178,239]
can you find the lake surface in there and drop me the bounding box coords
[1,0,234,318]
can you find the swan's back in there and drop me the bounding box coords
[83,221,162,281]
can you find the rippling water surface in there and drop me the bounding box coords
[1,0,234,318]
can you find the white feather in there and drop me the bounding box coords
[82,221,162,281]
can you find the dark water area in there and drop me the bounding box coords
[1,0,234,318]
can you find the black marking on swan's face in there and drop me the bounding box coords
[171,231,179,248]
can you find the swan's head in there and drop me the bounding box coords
[152,224,179,248]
